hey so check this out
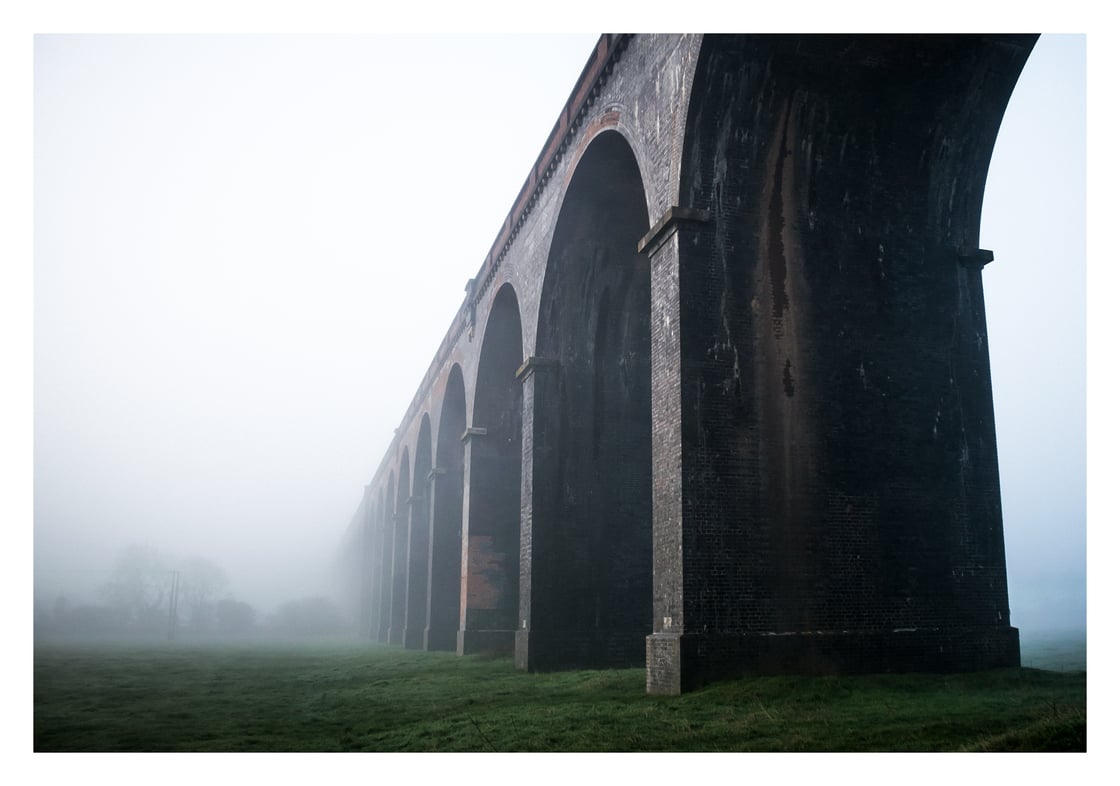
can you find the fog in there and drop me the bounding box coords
[31,35,1085,639]
[32,34,606,626]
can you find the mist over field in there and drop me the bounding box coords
[31,34,1086,650]
[32,34,604,632]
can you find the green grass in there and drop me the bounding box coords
[33,637,1085,752]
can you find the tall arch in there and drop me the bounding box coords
[377,473,394,643]
[388,451,410,645]
[517,130,653,671]
[426,365,466,651]
[365,489,382,639]
[371,490,385,644]
[404,416,433,649]
[459,283,524,655]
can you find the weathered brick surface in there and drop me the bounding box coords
[342,34,1033,694]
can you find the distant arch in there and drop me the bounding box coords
[426,364,467,651]
[366,489,383,639]
[404,416,433,649]
[388,450,411,644]
[377,472,395,643]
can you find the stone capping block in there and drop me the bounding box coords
[957,247,995,270]
[460,426,488,442]
[637,206,711,257]
[428,466,447,481]
[515,356,559,383]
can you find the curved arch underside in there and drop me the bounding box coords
[426,366,467,651]
[459,284,524,655]
[518,130,653,671]
[376,472,395,643]
[403,417,433,649]
[388,452,411,644]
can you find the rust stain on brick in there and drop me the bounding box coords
[767,98,794,326]
[467,535,505,610]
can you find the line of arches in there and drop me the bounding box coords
[352,34,1032,692]
[360,128,654,671]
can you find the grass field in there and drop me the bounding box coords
[33,635,1086,752]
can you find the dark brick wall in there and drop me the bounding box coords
[649,34,1031,690]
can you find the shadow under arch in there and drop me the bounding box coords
[377,471,395,643]
[404,415,433,649]
[459,283,523,655]
[426,365,467,651]
[388,450,410,645]
[517,129,652,671]
[366,487,384,639]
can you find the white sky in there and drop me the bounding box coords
[11,22,1094,636]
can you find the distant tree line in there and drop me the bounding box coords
[35,544,348,639]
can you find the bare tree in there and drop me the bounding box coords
[177,556,228,632]
[99,544,171,631]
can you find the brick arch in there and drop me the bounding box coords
[377,471,395,643]
[563,109,657,232]
[459,283,523,655]
[388,450,410,644]
[519,128,652,671]
[366,487,383,639]
[403,415,433,649]
[426,363,467,651]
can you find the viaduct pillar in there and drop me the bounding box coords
[423,466,457,651]
[457,426,518,655]
[388,507,408,645]
[644,35,1027,693]
[514,356,559,670]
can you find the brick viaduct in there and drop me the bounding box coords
[338,34,1037,694]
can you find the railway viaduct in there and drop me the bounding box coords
[338,33,1037,694]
